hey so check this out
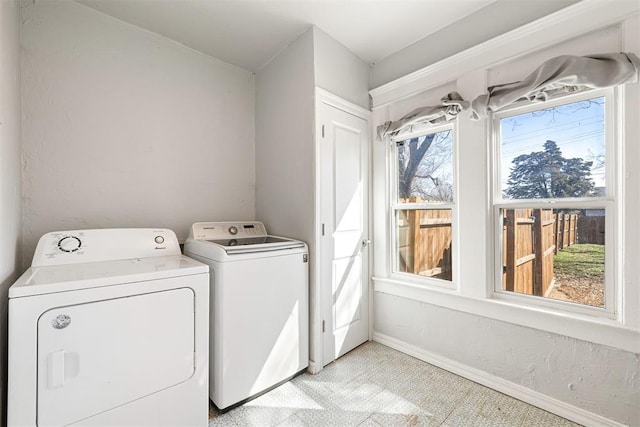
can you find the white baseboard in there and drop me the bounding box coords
[373,332,626,427]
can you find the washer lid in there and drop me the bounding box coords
[9,255,208,298]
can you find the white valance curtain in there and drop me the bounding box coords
[470,52,640,119]
[376,52,640,140]
[376,92,468,140]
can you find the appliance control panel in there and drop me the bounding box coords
[191,221,267,240]
[32,228,181,267]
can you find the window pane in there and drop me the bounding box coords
[501,208,605,308]
[500,97,605,199]
[396,209,452,281]
[397,130,453,203]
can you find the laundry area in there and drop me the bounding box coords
[1,0,639,426]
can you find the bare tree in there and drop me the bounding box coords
[397,130,452,202]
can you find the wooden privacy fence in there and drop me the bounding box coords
[577,215,605,245]
[396,202,583,291]
[503,209,578,296]
[397,200,452,280]
[554,212,578,253]
[503,209,555,296]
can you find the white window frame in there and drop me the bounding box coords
[490,88,620,318]
[389,122,458,289]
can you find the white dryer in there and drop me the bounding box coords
[8,229,209,427]
[184,221,309,411]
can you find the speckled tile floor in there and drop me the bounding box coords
[209,342,581,426]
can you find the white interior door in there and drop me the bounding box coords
[318,93,370,366]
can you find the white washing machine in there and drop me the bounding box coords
[8,229,209,427]
[184,221,308,411]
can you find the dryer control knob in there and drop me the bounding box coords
[58,236,81,253]
[229,226,238,235]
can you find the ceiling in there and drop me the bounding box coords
[76,0,497,72]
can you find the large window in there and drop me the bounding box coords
[492,90,616,314]
[392,126,455,283]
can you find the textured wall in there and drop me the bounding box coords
[375,293,640,425]
[21,0,255,264]
[0,0,23,422]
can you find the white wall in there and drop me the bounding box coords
[369,0,579,89]
[255,29,315,243]
[313,27,370,109]
[255,26,370,240]
[21,0,255,263]
[0,0,23,421]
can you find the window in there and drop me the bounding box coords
[492,90,616,313]
[392,126,455,283]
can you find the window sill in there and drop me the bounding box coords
[389,272,457,291]
[372,276,639,353]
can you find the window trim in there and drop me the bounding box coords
[489,88,619,318]
[389,122,458,289]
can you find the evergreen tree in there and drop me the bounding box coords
[505,140,595,199]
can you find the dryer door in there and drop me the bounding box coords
[37,287,195,426]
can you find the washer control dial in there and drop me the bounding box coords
[228,226,238,235]
[154,235,165,244]
[58,236,81,253]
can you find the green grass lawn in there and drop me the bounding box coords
[554,243,605,279]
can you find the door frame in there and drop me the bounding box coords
[309,88,372,374]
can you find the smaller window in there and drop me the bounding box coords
[392,128,455,283]
[493,91,614,313]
